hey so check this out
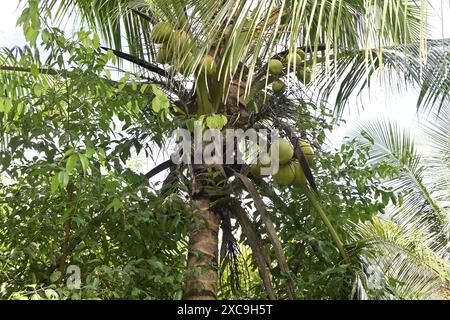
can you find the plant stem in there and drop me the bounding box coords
[303,187,350,264]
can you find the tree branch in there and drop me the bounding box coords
[101,47,168,77]
[234,172,296,299]
[144,159,175,179]
[229,199,276,300]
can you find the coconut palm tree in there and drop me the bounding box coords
[350,105,449,299]
[1,0,448,299]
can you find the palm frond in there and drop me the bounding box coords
[353,118,449,250]
[0,46,56,100]
[35,0,430,111]
[315,38,450,116]
[350,217,450,300]
[420,105,450,194]
[40,0,156,60]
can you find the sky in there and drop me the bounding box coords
[329,0,450,145]
[0,0,448,173]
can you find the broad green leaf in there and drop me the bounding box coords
[33,83,42,97]
[151,94,169,113]
[78,153,89,174]
[86,147,95,158]
[106,198,122,212]
[140,83,149,94]
[50,174,59,193]
[112,198,122,212]
[97,148,106,161]
[30,64,39,77]
[50,270,62,283]
[25,27,39,45]
[66,154,78,174]
[30,294,41,300]
[92,34,100,49]
[0,97,12,114]
[206,114,228,130]
[58,171,69,188]
[41,29,50,43]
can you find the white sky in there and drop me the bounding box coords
[0,2,26,47]
[329,0,450,145]
[0,0,448,154]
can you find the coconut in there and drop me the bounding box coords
[271,138,293,165]
[291,160,306,187]
[155,47,170,64]
[296,49,307,60]
[170,30,190,53]
[286,52,302,66]
[151,22,173,44]
[202,55,217,76]
[296,68,311,84]
[272,80,285,93]
[249,154,274,176]
[268,59,283,75]
[260,153,272,167]
[250,163,261,178]
[250,153,273,177]
[299,139,314,164]
[274,163,295,187]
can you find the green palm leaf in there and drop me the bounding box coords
[34,0,431,114]
[355,118,448,246]
[351,217,449,299]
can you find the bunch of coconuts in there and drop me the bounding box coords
[151,21,217,78]
[250,138,314,189]
[268,49,312,93]
[151,21,218,116]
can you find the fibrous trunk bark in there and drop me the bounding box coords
[184,198,221,300]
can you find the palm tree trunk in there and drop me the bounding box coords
[184,198,221,300]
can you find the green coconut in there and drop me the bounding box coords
[271,138,294,165]
[250,163,261,178]
[250,152,273,177]
[286,52,302,66]
[299,139,314,164]
[155,47,170,64]
[150,22,173,44]
[291,160,306,187]
[296,68,311,84]
[274,163,295,187]
[272,80,286,93]
[169,30,190,53]
[260,153,272,167]
[202,55,217,76]
[268,59,283,75]
[296,48,307,60]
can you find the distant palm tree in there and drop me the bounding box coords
[351,106,449,299]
